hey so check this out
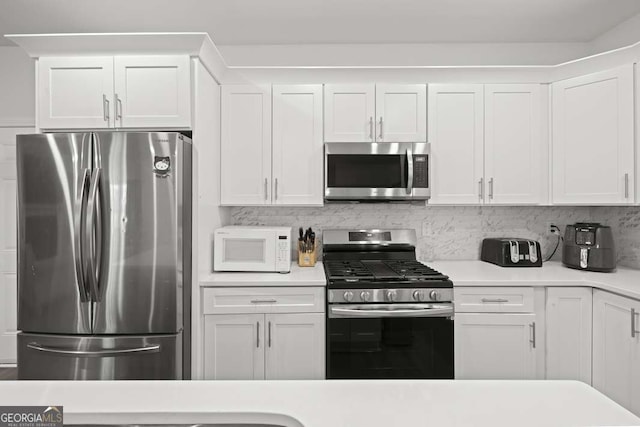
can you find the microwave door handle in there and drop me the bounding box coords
[406,148,414,195]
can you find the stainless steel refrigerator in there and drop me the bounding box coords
[16,132,192,380]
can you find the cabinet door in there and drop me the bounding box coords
[546,287,592,384]
[38,57,114,129]
[324,84,375,142]
[272,85,323,205]
[485,84,542,204]
[455,313,537,379]
[552,65,634,204]
[375,84,426,142]
[428,85,484,204]
[265,313,325,380]
[114,55,191,128]
[593,290,640,415]
[203,314,264,380]
[221,85,272,205]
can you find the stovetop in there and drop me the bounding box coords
[324,260,452,288]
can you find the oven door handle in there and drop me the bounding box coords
[329,304,453,318]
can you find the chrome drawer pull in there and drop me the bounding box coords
[251,299,278,304]
[481,298,509,303]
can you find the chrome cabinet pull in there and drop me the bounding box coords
[256,321,260,348]
[489,177,494,200]
[102,95,109,122]
[625,173,629,199]
[481,298,508,303]
[369,117,374,140]
[268,321,272,347]
[275,178,278,200]
[478,178,484,200]
[632,308,639,338]
[530,322,536,348]
[378,117,383,140]
[115,94,123,121]
[251,299,277,304]
[264,178,268,201]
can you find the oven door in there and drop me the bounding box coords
[327,303,454,379]
[324,143,430,201]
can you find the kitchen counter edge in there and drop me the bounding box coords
[428,260,640,300]
[199,262,326,287]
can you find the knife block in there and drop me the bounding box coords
[297,241,317,267]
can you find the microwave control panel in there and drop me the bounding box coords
[276,235,291,271]
[413,155,429,188]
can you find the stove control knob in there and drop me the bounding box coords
[412,290,425,302]
[429,290,439,301]
[343,291,354,302]
[386,290,397,302]
[360,291,371,302]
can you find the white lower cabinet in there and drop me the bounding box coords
[203,314,264,380]
[593,290,640,415]
[265,313,325,380]
[202,287,325,380]
[455,313,537,379]
[546,287,592,384]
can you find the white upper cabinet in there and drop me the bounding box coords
[113,56,191,128]
[552,65,634,205]
[428,84,484,204]
[324,84,375,142]
[324,84,426,142]
[37,55,191,130]
[272,85,323,206]
[221,84,324,206]
[220,85,272,206]
[375,84,427,142]
[592,290,640,415]
[546,287,592,384]
[38,57,114,129]
[484,84,542,204]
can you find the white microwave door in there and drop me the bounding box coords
[215,229,276,271]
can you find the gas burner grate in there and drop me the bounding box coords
[324,261,374,279]
[382,260,448,279]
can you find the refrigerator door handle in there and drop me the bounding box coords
[74,169,91,302]
[26,342,160,357]
[85,167,102,302]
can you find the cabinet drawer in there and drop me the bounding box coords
[454,287,534,313]
[202,287,325,314]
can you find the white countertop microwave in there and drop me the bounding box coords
[214,226,292,273]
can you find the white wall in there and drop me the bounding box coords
[590,12,640,55]
[0,47,34,126]
[218,42,590,67]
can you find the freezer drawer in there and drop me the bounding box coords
[17,332,182,380]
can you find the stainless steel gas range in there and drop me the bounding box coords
[323,229,454,380]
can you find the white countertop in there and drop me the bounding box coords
[0,380,638,427]
[200,262,326,287]
[429,260,640,300]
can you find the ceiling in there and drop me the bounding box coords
[1,0,640,46]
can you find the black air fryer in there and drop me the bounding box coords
[562,223,616,272]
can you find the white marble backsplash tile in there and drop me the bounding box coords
[592,206,640,269]
[231,205,603,263]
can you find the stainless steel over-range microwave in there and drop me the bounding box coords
[324,143,430,202]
